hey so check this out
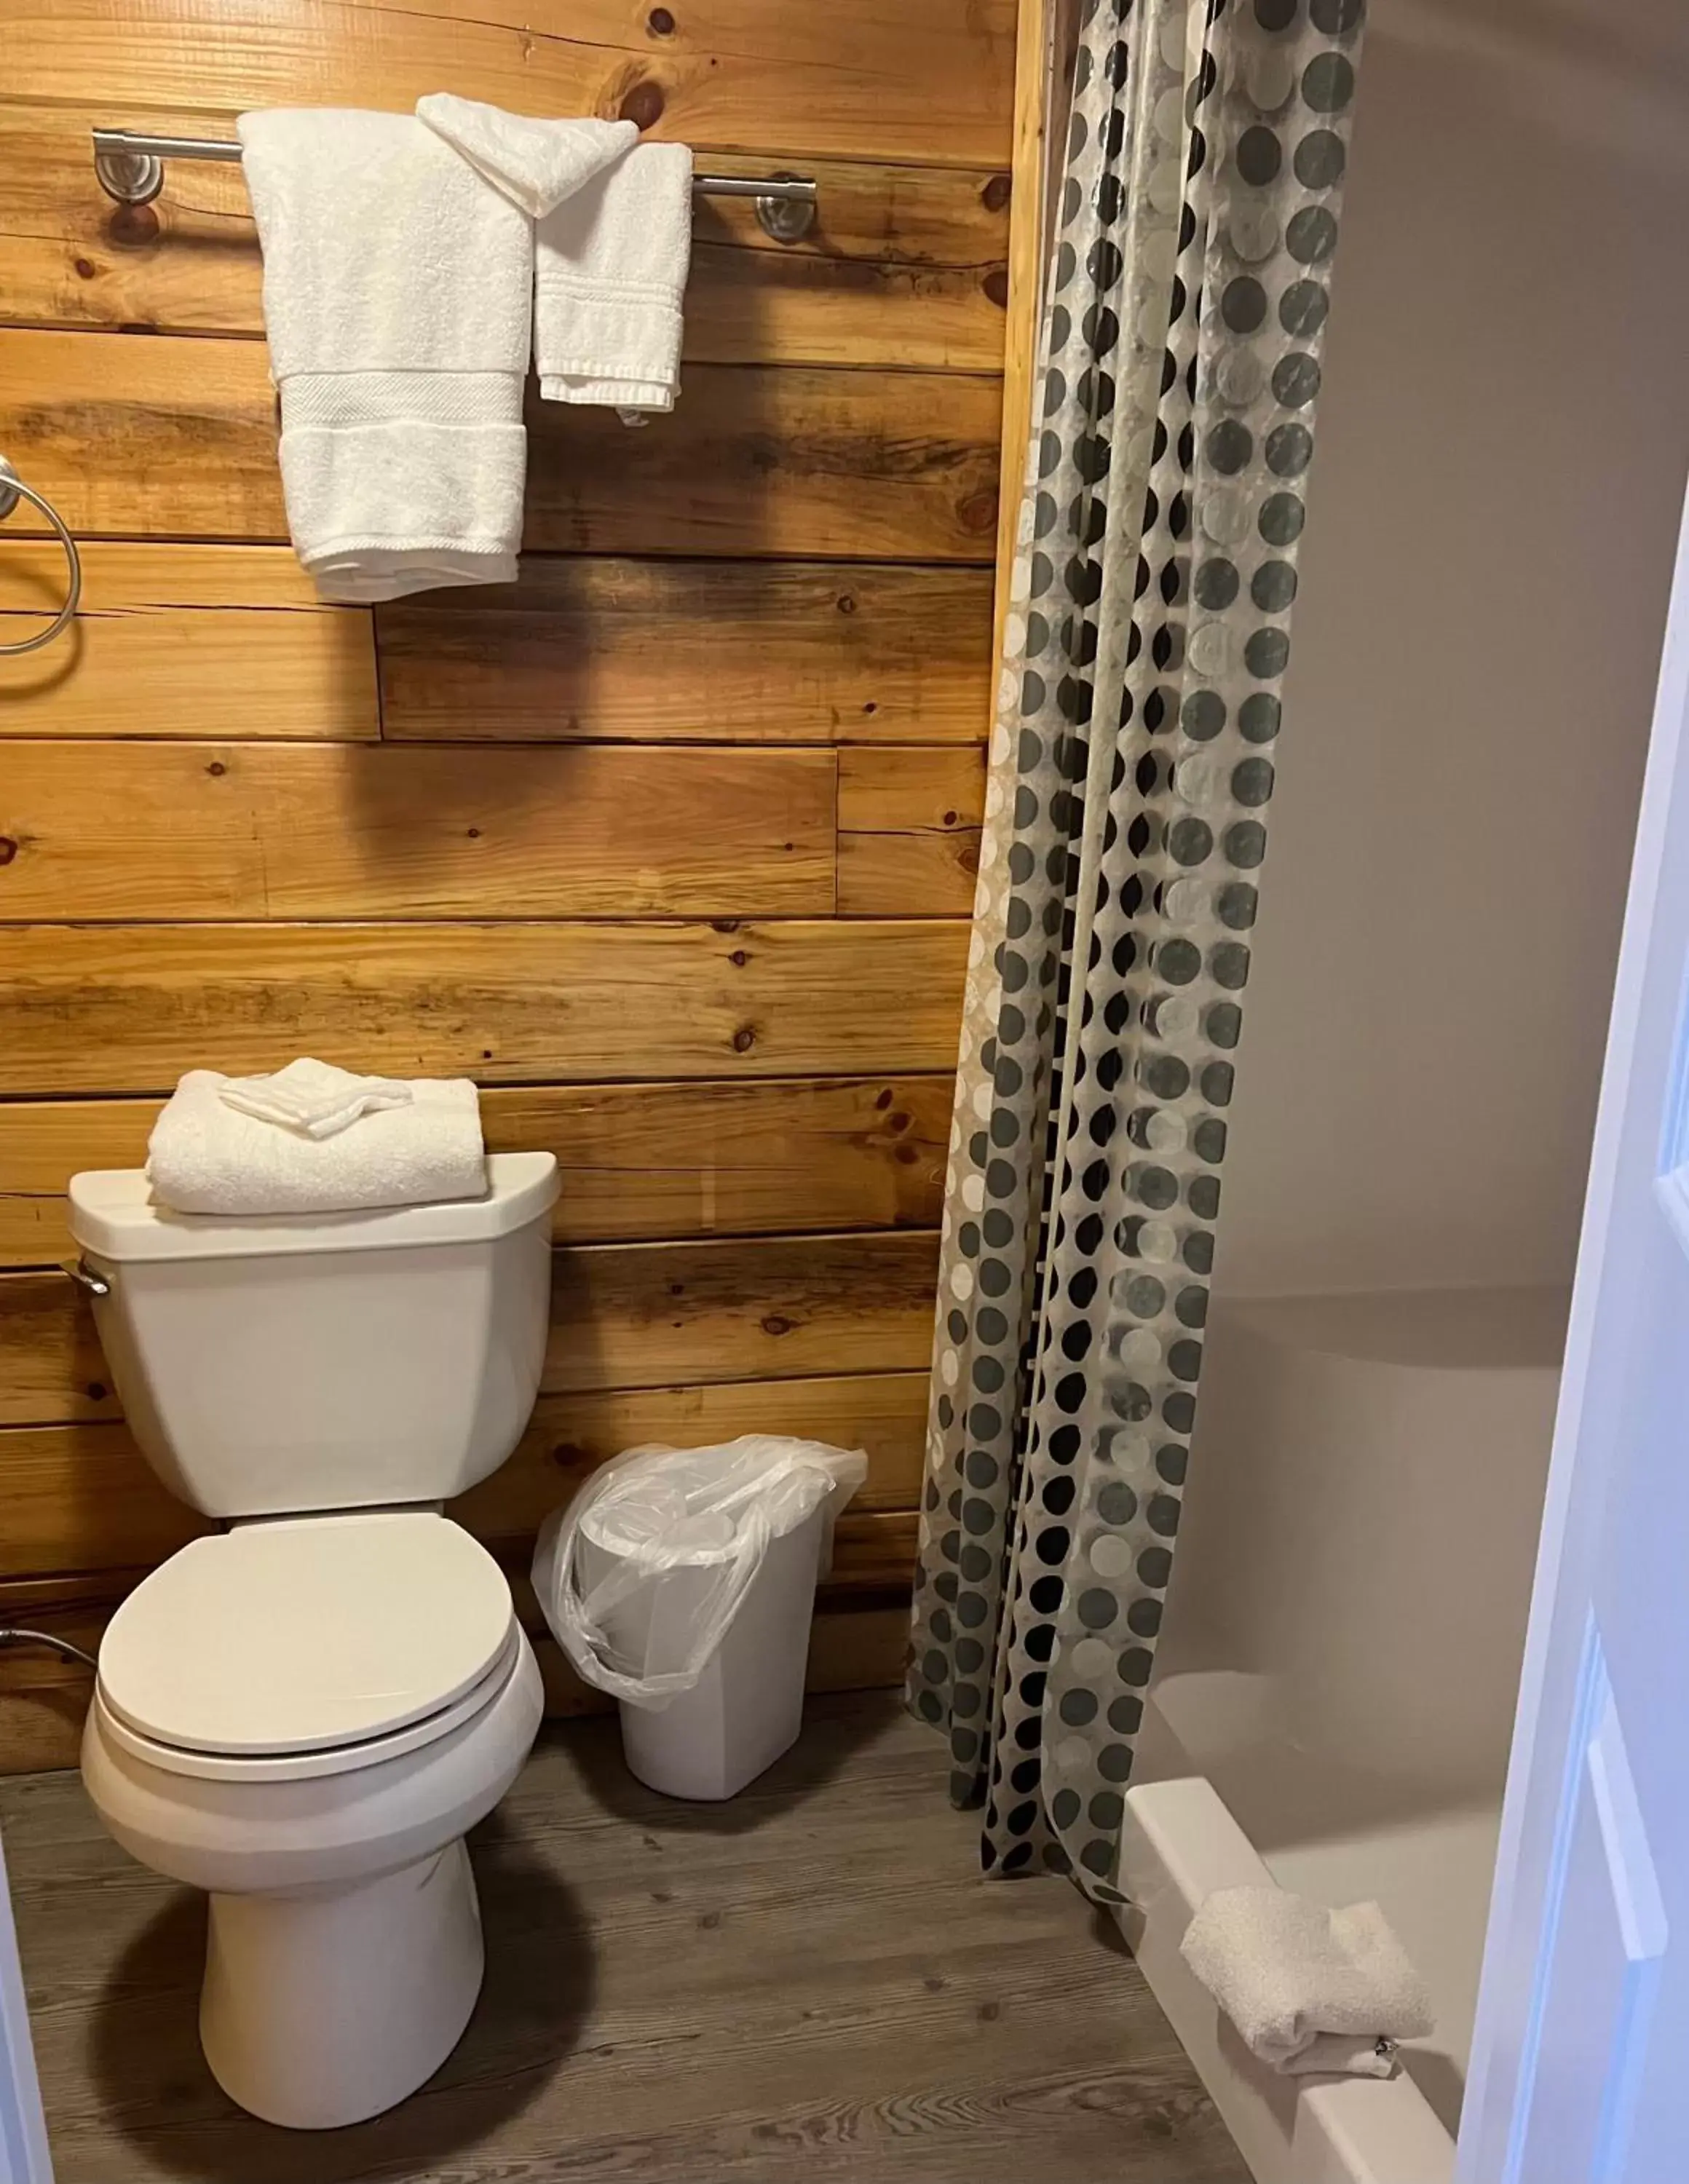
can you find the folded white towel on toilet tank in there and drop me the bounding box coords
[146,1067,487,1216]
[1179,1885,1433,2078]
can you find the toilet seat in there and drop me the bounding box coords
[91,1627,525,1784]
[98,1511,517,1776]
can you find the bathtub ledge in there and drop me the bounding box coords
[1116,1776,1455,2184]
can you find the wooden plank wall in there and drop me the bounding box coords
[0,0,1015,1768]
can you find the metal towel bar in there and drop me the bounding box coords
[91,126,820,241]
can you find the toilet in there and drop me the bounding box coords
[66,1151,559,2131]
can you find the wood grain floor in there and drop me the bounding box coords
[0,1693,1246,2183]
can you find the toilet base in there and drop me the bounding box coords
[200,1837,485,2129]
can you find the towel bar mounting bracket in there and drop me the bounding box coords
[93,141,166,206]
[750,176,815,242]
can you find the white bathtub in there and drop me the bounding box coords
[1115,1287,1566,2184]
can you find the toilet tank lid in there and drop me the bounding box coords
[68,1151,558,1264]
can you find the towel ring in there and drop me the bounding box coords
[0,454,82,657]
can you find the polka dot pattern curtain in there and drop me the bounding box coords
[909,0,1365,1890]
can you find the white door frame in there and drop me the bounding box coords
[1459,474,1689,2176]
[0,1835,50,2184]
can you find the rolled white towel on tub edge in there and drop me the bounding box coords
[1179,1883,1433,2078]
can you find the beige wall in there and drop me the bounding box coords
[1217,0,1689,1297]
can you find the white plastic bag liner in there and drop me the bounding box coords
[531,1435,867,1709]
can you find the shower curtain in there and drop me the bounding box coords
[909,0,1364,1888]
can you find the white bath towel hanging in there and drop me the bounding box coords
[237,108,535,603]
[417,95,693,415]
[1179,1884,1434,2078]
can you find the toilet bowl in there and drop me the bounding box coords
[82,1543,545,2129]
[67,1152,559,2129]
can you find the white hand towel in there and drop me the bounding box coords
[147,1069,486,1216]
[534,141,692,412]
[237,108,534,603]
[1179,1886,1433,2078]
[418,96,692,414]
[218,1057,415,1141]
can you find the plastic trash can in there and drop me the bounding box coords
[577,1497,826,1799]
[531,1436,867,1801]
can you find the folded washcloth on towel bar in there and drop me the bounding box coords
[417,94,693,415]
[147,1067,487,1216]
[1180,1884,1434,2079]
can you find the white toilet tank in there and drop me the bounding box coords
[67,1153,558,1518]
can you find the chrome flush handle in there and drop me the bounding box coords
[61,1259,111,1299]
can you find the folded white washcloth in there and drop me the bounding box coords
[237,108,535,603]
[414,95,635,220]
[1180,1886,1433,2078]
[148,1070,486,1216]
[218,1058,415,1141]
[418,95,692,414]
